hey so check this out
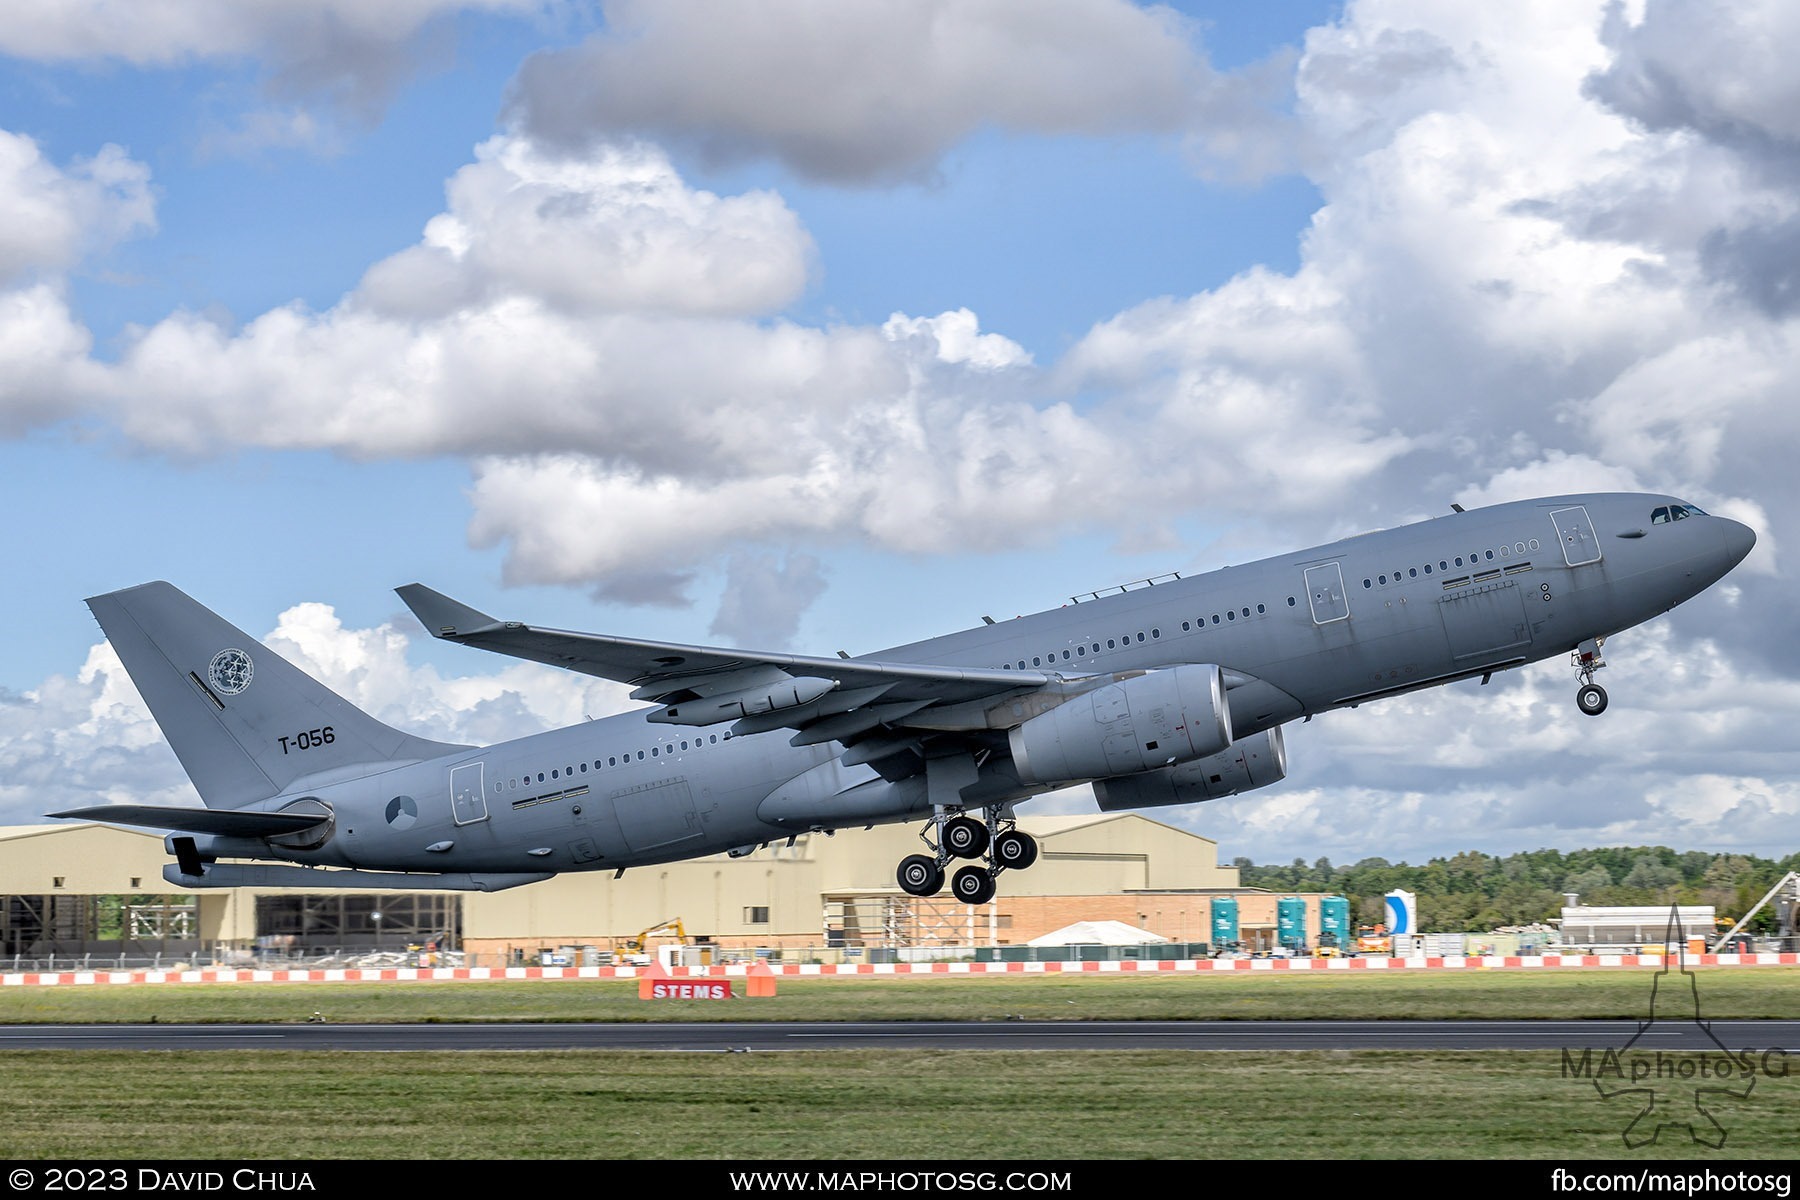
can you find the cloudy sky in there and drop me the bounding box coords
[1,0,1793,868]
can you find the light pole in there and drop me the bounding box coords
[371,910,382,953]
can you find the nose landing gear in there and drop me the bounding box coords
[894,806,1039,903]
[1573,638,1608,716]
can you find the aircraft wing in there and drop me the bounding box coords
[396,584,1054,748]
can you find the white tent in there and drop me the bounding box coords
[1027,920,1169,947]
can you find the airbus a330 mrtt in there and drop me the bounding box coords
[53,492,1755,904]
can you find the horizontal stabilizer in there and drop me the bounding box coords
[49,805,328,838]
[163,863,553,891]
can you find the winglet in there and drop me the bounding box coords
[396,584,504,639]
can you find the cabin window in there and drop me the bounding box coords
[1137,632,1146,642]
[1227,610,1235,621]
[1287,596,1296,606]
[1455,557,1464,567]
[1257,604,1265,614]
[608,757,617,767]
[650,747,658,757]
[1107,639,1116,649]
[1182,621,1190,631]
[1212,615,1221,624]
[1151,628,1160,638]
[1424,564,1433,574]
[681,741,689,750]
[636,751,645,761]
[1379,575,1387,584]
[1076,646,1086,656]
[537,772,545,783]
[1409,568,1417,577]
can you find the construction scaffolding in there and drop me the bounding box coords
[823,893,999,953]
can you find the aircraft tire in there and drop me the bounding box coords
[942,815,990,858]
[994,829,1038,870]
[951,864,997,905]
[1577,683,1608,716]
[898,855,945,897]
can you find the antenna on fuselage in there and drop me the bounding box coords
[1450,503,1465,513]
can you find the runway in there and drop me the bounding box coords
[3,1019,1797,1052]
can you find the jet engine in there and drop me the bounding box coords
[1091,726,1287,811]
[1007,663,1232,785]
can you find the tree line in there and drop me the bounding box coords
[1231,846,1800,934]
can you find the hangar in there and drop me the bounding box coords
[0,814,1320,967]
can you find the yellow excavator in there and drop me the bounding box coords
[620,918,690,962]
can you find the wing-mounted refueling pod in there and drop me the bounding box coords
[640,665,840,725]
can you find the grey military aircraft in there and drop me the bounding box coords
[53,492,1755,904]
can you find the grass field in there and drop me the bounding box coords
[1,967,1795,1162]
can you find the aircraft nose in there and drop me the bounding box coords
[1719,516,1757,570]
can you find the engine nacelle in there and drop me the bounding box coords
[1008,664,1232,785]
[1091,726,1288,812]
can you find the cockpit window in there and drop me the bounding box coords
[1653,503,1708,524]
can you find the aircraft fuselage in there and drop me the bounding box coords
[182,491,1753,882]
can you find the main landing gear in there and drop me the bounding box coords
[896,807,1038,905]
[1573,637,1608,716]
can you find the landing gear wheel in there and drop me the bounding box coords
[951,864,997,905]
[897,854,945,897]
[1577,683,1609,716]
[942,815,990,859]
[993,829,1038,870]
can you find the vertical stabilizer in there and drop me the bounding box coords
[88,582,471,808]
